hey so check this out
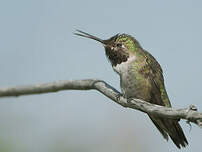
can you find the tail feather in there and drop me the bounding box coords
[166,120,188,148]
[149,116,168,140]
[149,115,188,149]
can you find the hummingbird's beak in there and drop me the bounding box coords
[74,30,107,45]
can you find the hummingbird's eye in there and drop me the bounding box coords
[116,43,123,48]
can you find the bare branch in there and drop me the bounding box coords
[0,79,202,127]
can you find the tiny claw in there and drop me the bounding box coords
[115,93,123,101]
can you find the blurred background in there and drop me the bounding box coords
[0,0,202,151]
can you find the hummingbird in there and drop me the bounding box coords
[74,30,188,148]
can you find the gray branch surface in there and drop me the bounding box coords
[0,79,202,127]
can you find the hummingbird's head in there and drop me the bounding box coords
[74,30,141,66]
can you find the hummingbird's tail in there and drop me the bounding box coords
[149,115,188,149]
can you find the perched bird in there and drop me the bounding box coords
[75,30,188,148]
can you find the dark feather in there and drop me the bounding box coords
[142,49,188,148]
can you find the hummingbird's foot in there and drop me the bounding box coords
[115,93,123,101]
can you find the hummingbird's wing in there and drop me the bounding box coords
[142,50,171,107]
[142,50,188,148]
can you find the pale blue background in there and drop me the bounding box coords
[0,0,201,152]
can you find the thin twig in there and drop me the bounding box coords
[0,79,201,127]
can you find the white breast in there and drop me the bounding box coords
[112,56,136,75]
